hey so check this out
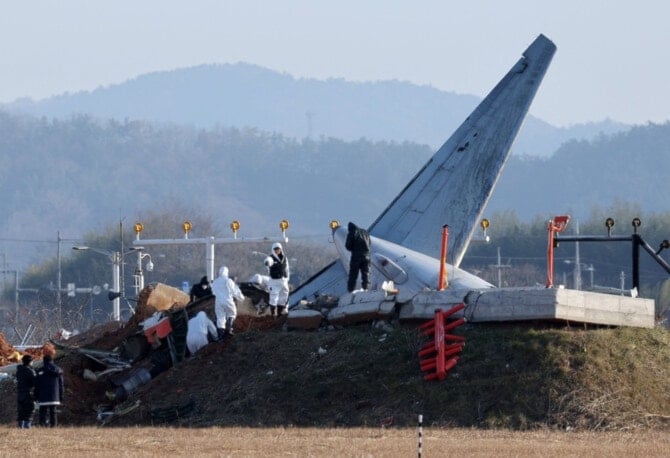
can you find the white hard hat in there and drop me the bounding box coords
[272,242,283,251]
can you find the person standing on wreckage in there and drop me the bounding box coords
[345,221,371,293]
[211,266,245,337]
[265,242,290,318]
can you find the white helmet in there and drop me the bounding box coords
[218,266,229,278]
[263,256,274,267]
[272,242,283,251]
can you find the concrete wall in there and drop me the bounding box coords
[398,287,655,328]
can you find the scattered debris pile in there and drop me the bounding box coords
[0,281,281,426]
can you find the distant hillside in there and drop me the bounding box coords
[0,111,432,271]
[487,122,670,220]
[3,63,629,157]
[0,111,667,274]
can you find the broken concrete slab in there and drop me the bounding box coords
[328,290,396,326]
[398,287,655,328]
[287,309,323,330]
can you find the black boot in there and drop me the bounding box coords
[270,306,277,319]
[277,305,285,317]
[226,317,235,335]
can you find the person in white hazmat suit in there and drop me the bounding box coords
[186,311,218,355]
[211,266,245,336]
[265,242,290,318]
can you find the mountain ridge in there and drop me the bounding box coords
[3,62,630,157]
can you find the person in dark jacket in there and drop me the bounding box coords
[345,222,371,292]
[16,354,36,428]
[35,354,64,427]
[189,276,212,302]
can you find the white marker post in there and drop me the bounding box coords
[418,414,423,457]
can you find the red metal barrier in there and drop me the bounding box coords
[546,215,570,287]
[437,225,449,290]
[418,304,466,381]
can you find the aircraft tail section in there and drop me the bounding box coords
[290,34,555,306]
[368,34,556,266]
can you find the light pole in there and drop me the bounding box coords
[73,246,142,321]
[57,231,62,325]
[564,260,595,290]
[132,247,154,296]
[132,219,288,282]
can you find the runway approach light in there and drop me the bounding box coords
[632,217,641,234]
[480,218,490,242]
[279,219,289,242]
[134,222,143,235]
[183,221,192,238]
[230,220,240,238]
[329,220,340,230]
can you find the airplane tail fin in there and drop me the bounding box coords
[291,35,556,305]
[369,34,556,266]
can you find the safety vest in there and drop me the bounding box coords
[269,254,287,279]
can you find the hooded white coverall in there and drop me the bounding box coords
[211,266,245,330]
[186,311,217,355]
[266,242,290,309]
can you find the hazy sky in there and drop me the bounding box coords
[1,1,668,127]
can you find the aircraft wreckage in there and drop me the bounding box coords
[2,34,663,424]
[129,34,656,331]
[283,34,656,330]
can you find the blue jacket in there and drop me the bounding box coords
[35,359,64,405]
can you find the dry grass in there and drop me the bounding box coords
[1,426,668,457]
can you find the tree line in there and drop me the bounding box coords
[2,202,669,344]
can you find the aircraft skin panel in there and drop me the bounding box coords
[369,34,556,267]
[290,34,555,306]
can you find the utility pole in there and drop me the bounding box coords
[119,220,125,301]
[57,231,62,327]
[112,251,121,321]
[574,221,582,290]
[1,252,6,291]
[0,269,19,325]
[490,246,510,287]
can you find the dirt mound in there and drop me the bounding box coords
[0,333,23,366]
[1,313,668,430]
[0,333,46,366]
